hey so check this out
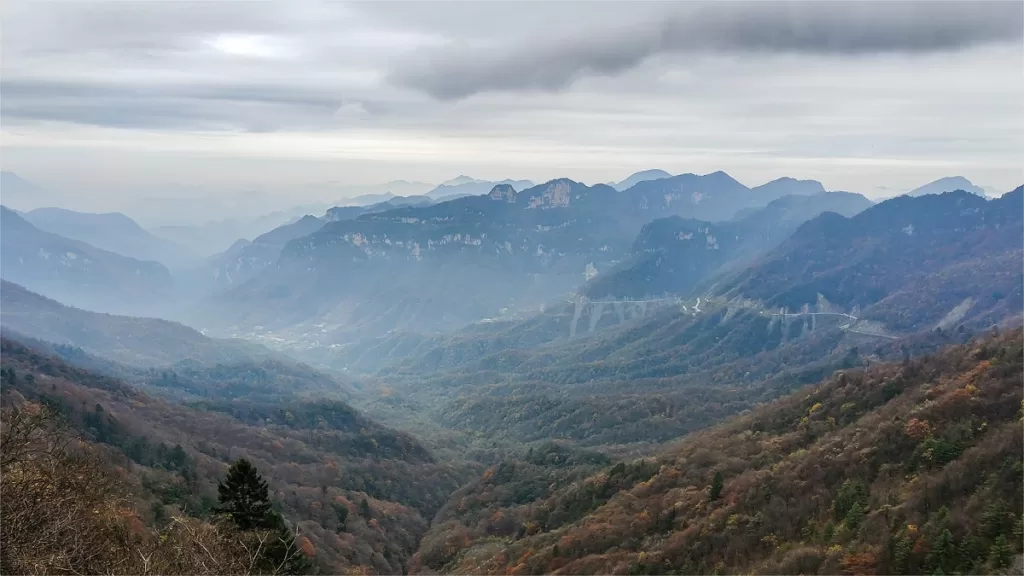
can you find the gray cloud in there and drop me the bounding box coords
[0,79,349,132]
[393,1,1024,100]
[1,0,1021,218]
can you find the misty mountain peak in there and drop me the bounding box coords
[908,176,984,197]
[613,169,673,191]
[441,175,483,186]
[751,177,826,197]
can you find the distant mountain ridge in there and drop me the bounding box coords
[719,187,1023,325]
[585,191,873,299]
[193,171,830,346]
[906,176,985,197]
[178,214,330,294]
[1,206,174,315]
[320,187,1020,378]
[23,207,196,269]
[424,177,534,200]
[612,169,672,191]
[0,171,60,211]
[0,280,269,367]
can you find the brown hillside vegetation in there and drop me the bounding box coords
[0,405,308,575]
[0,337,469,574]
[411,330,1024,575]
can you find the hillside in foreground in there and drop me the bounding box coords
[0,337,472,574]
[411,330,1023,575]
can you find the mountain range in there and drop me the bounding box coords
[1,206,174,315]
[319,187,1021,385]
[585,191,873,300]
[193,172,831,343]
[22,207,196,269]
[424,177,535,200]
[2,167,1022,575]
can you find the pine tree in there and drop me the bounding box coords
[988,535,1012,570]
[709,471,723,501]
[216,458,314,574]
[893,534,913,575]
[216,458,273,531]
[844,502,865,531]
[926,528,954,573]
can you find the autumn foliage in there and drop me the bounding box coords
[409,331,1024,575]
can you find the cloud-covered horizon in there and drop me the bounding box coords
[1,0,1021,222]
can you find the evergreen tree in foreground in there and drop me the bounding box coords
[216,458,314,574]
[216,458,273,531]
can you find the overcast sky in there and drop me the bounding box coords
[2,0,1022,219]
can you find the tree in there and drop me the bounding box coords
[834,479,867,520]
[988,535,1012,570]
[709,471,723,501]
[332,502,348,532]
[926,528,954,573]
[359,498,372,519]
[216,458,313,574]
[844,502,865,531]
[216,458,273,531]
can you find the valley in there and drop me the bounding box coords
[2,172,1021,574]
[4,2,1023,572]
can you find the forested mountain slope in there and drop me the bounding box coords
[318,189,1023,453]
[412,331,1024,575]
[0,337,472,574]
[719,187,1023,318]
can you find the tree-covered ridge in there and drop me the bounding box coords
[585,191,872,300]
[0,336,471,574]
[720,187,1023,314]
[412,330,1023,575]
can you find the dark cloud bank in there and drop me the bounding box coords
[394,1,1024,100]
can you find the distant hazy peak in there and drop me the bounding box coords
[26,206,144,230]
[440,175,483,186]
[751,177,826,196]
[907,176,984,197]
[613,169,673,191]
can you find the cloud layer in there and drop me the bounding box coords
[394,1,1024,99]
[0,0,1021,221]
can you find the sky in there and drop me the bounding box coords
[1,0,1022,222]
